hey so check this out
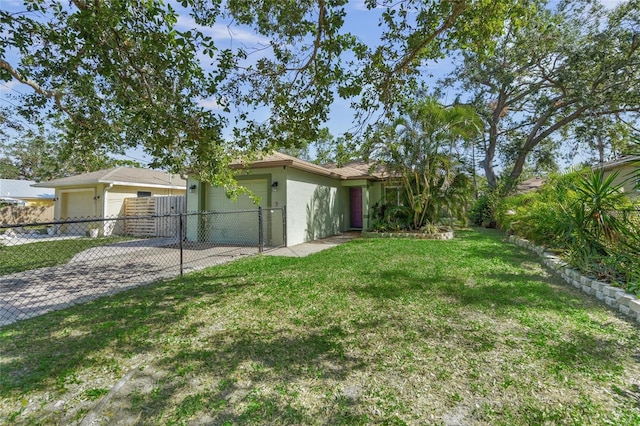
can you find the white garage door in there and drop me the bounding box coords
[61,190,96,234]
[62,190,95,220]
[206,179,268,245]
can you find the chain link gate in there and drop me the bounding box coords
[0,207,286,326]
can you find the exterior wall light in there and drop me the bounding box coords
[271,181,278,192]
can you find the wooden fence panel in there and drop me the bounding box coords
[124,197,155,236]
[123,196,185,237]
[154,196,185,237]
[0,205,54,225]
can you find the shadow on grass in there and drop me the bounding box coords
[0,272,243,396]
[351,229,638,386]
[0,262,372,423]
[355,266,572,312]
[2,228,639,423]
[107,327,363,424]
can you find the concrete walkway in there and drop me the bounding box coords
[265,232,360,257]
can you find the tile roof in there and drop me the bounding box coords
[515,177,546,194]
[0,179,54,200]
[322,161,389,179]
[33,167,186,189]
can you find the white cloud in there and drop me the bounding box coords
[176,15,270,46]
[599,0,627,8]
[197,97,227,111]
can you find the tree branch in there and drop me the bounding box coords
[393,0,466,75]
[0,59,82,123]
[288,0,325,74]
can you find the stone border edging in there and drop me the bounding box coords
[362,230,454,240]
[508,235,640,324]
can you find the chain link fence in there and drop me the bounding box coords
[0,207,286,326]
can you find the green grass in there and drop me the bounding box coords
[1,228,639,425]
[0,237,131,275]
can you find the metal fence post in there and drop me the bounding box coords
[258,206,264,253]
[282,205,287,247]
[179,213,184,276]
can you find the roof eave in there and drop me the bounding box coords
[100,180,186,190]
[233,159,350,180]
[594,155,640,171]
[32,181,90,188]
[344,175,384,181]
[33,180,185,190]
[231,159,294,170]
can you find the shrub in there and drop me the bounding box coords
[502,169,639,294]
[469,194,491,226]
[561,170,637,289]
[493,172,581,247]
[369,203,413,231]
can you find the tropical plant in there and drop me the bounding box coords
[469,194,491,227]
[494,167,639,291]
[499,173,578,244]
[558,169,639,287]
[368,97,481,230]
[565,170,629,251]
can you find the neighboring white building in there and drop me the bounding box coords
[594,155,640,198]
[0,179,54,206]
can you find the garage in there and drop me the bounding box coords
[60,189,96,233]
[204,179,269,245]
[61,190,96,220]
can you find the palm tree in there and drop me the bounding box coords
[378,97,482,229]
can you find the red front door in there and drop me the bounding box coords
[350,187,363,228]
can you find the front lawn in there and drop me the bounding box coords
[0,236,131,275]
[1,228,639,424]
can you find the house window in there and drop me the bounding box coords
[137,191,152,197]
[384,186,403,206]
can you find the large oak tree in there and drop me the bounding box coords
[1,0,532,182]
[448,0,640,192]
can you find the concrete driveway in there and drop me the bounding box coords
[0,238,258,326]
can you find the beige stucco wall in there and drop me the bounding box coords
[103,185,184,217]
[0,205,54,225]
[54,184,185,220]
[604,164,639,198]
[285,168,347,245]
[22,198,55,208]
[187,169,385,247]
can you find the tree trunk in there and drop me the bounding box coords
[481,91,506,191]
